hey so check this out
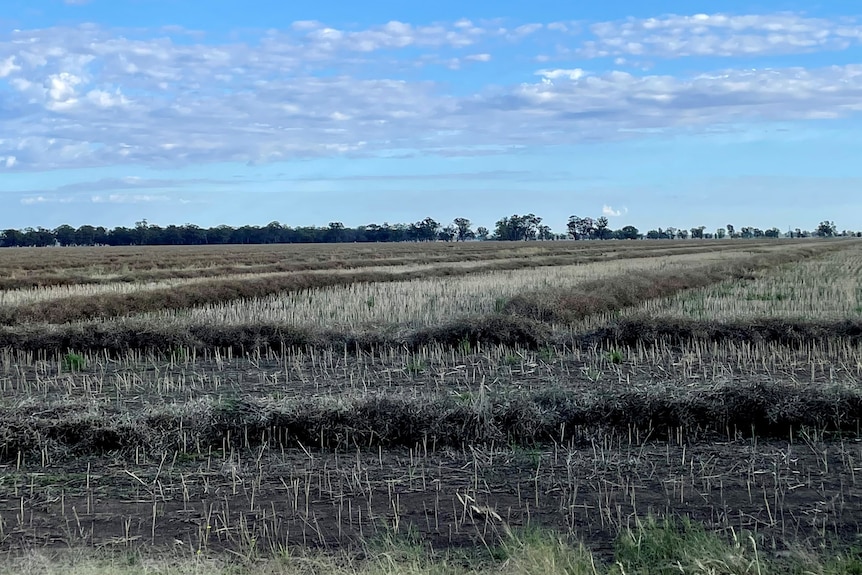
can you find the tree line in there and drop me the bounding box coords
[0,215,856,247]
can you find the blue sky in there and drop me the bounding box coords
[2,1,862,233]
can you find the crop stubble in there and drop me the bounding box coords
[0,238,861,567]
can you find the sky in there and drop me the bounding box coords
[2,0,862,234]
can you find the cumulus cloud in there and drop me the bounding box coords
[0,56,20,77]
[536,68,588,81]
[1,18,862,170]
[581,13,862,58]
[602,205,627,217]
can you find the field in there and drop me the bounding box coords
[1,238,862,574]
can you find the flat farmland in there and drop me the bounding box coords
[2,238,862,574]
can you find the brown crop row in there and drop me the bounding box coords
[0,241,809,325]
[0,238,795,288]
[0,241,848,354]
[1,379,859,460]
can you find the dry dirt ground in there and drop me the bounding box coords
[1,349,860,560]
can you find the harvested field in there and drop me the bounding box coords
[0,239,757,289]
[143,248,781,330]
[1,237,861,572]
[623,247,862,322]
[0,242,767,324]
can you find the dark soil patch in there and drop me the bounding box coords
[0,440,859,560]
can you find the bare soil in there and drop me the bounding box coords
[1,439,859,560]
[1,347,861,559]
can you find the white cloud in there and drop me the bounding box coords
[20,195,74,204]
[86,88,130,108]
[0,56,20,77]
[90,194,171,204]
[47,72,82,104]
[536,68,587,81]
[1,19,862,170]
[4,156,16,168]
[508,24,543,39]
[20,196,49,205]
[582,13,862,58]
[602,205,627,217]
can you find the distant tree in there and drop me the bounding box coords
[594,216,611,240]
[615,225,640,240]
[415,217,440,241]
[493,214,542,241]
[21,227,55,246]
[325,222,346,243]
[816,221,837,237]
[646,229,671,240]
[182,224,207,245]
[453,218,475,242]
[160,225,182,245]
[1,229,25,247]
[567,216,582,240]
[0,213,844,249]
[73,225,96,245]
[726,224,735,238]
[54,224,76,246]
[567,215,598,240]
[438,225,457,242]
[523,214,542,240]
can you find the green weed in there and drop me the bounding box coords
[62,352,86,372]
[406,358,427,375]
[607,349,624,364]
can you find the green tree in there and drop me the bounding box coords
[1,229,25,247]
[453,218,475,242]
[594,216,611,239]
[438,225,457,242]
[75,225,98,245]
[616,225,640,240]
[413,217,440,241]
[325,222,346,243]
[53,224,76,246]
[816,221,837,237]
[493,214,541,241]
